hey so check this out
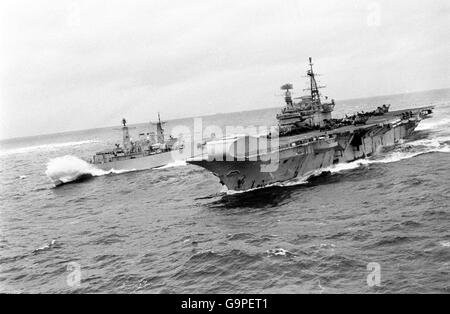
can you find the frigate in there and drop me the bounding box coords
[88,113,183,171]
[187,58,434,191]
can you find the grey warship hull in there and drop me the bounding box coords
[188,107,433,191]
[92,150,181,172]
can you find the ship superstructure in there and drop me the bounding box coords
[89,114,183,171]
[277,57,335,135]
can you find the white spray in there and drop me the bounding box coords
[45,155,108,185]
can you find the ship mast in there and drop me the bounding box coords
[122,118,131,151]
[307,57,321,104]
[156,112,165,144]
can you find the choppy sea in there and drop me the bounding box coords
[0,88,449,293]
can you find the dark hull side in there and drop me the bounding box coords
[188,116,423,191]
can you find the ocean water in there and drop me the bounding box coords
[0,88,449,293]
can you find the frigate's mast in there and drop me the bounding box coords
[122,118,131,151]
[156,112,165,144]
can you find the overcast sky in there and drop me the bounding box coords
[0,0,449,139]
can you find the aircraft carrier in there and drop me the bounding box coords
[187,58,434,191]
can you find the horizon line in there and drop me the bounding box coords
[1,86,449,143]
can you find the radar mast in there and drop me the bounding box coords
[305,57,325,104]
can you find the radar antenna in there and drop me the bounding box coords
[280,83,293,107]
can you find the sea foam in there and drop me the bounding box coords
[0,140,97,156]
[155,160,187,169]
[45,155,109,185]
